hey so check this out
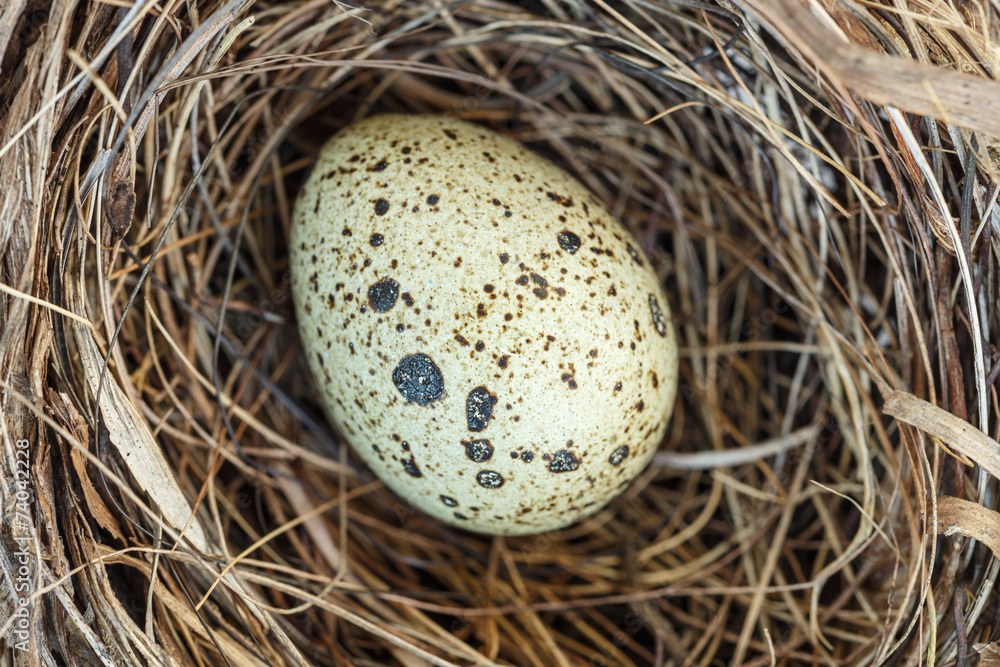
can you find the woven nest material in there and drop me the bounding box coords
[3,0,1000,664]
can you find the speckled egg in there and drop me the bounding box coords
[290,114,678,535]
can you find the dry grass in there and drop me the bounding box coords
[3,0,1000,664]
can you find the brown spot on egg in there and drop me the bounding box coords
[463,439,494,462]
[402,456,422,477]
[557,230,581,254]
[649,295,668,337]
[466,386,498,432]
[476,470,504,488]
[546,191,572,206]
[440,495,458,507]
[392,354,444,405]
[626,244,643,266]
[548,449,580,473]
[609,446,629,466]
[374,198,390,215]
[367,277,399,312]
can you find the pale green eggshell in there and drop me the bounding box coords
[290,114,678,535]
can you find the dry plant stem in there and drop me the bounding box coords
[739,0,1000,138]
[109,0,245,184]
[654,423,820,469]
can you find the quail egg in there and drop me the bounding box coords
[290,114,678,535]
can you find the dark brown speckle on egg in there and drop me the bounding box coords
[392,353,444,405]
[476,470,504,489]
[548,449,580,473]
[649,294,668,337]
[609,445,629,466]
[402,456,422,477]
[557,230,581,254]
[626,243,643,266]
[367,277,399,312]
[463,439,494,462]
[466,386,498,431]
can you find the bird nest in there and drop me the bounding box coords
[3,0,1000,664]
